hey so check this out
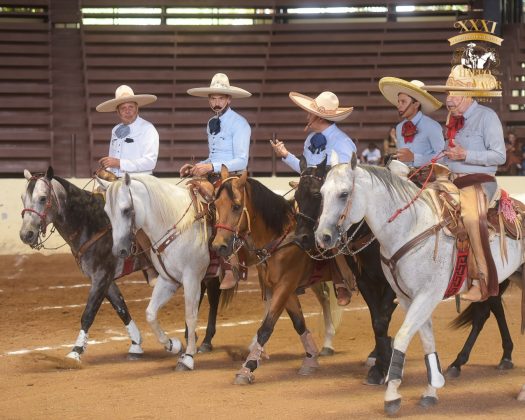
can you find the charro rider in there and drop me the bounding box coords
[424,65,505,302]
[181,73,252,289]
[96,85,160,284]
[270,91,355,306]
[378,77,445,168]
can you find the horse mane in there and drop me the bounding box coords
[218,178,293,235]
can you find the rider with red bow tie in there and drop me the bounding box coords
[379,78,445,167]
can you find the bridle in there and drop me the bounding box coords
[214,176,251,244]
[21,174,59,236]
[294,170,324,227]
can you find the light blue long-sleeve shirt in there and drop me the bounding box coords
[282,123,356,173]
[445,101,505,175]
[199,108,251,173]
[395,111,445,167]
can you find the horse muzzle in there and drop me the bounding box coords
[19,228,38,245]
[211,236,233,257]
[315,228,338,250]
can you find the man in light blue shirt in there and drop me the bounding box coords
[379,78,444,167]
[270,90,355,306]
[181,73,252,179]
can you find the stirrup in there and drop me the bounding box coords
[460,285,482,302]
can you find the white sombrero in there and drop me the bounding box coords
[187,73,251,99]
[379,77,442,114]
[96,85,157,112]
[422,65,499,96]
[289,91,353,122]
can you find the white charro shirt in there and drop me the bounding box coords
[108,115,159,177]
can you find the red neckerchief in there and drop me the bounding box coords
[445,114,464,148]
[401,121,417,143]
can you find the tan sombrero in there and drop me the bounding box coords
[422,65,499,96]
[96,85,157,112]
[187,73,251,99]
[289,91,353,122]
[379,77,442,114]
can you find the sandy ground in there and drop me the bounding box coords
[1,253,524,419]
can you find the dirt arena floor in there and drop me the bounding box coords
[1,254,524,419]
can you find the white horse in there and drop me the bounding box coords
[315,156,525,414]
[98,173,210,371]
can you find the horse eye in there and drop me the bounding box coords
[122,208,131,217]
[39,196,47,203]
[339,192,349,199]
[232,204,241,212]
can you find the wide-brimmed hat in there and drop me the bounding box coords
[422,65,500,96]
[379,77,442,114]
[289,91,353,122]
[187,73,251,99]
[96,85,157,112]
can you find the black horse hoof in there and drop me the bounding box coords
[445,365,461,378]
[197,342,213,353]
[384,398,401,416]
[363,366,385,386]
[419,396,438,408]
[319,347,335,356]
[496,358,514,370]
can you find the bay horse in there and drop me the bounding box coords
[296,157,516,381]
[212,166,342,385]
[294,157,397,385]
[315,155,525,414]
[99,173,210,370]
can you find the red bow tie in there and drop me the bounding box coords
[401,121,417,143]
[446,115,465,148]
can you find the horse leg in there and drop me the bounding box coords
[66,274,112,362]
[384,292,442,415]
[248,283,272,352]
[311,282,337,356]
[198,276,221,353]
[491,294,514,370]
[145,276,182,354]
[285,293,320,375]
[446,301,490,378]
[105,281,144,359]
[418,319,445,408]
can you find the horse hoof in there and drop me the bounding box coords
[319,347,335,357]
[233,373,253,385]
[497,358,514,370]
[127,352,143,361]
[517,385,525,401]
[175,362,192,371]
[384,398,401,416]
[165,338,182,355]
[298,365,317,376]
[365,356,377,368]
[175,354,194,371]
[419,396,438,408]
[363,367,385,386]
[197,342,213,353]
[65,351,81,363]
[445,365,460,378]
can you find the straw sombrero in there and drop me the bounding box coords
[187,73,251,99]
[96,85,157,112]
[379,77,442,114]
[289,91,353,122]
[422,65,499,96]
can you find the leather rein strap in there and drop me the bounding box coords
[72,225,112,264]
[380,216,452,299]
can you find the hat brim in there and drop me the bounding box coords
[289,92,353,122]
[379,77,442,114]
[187,86,251,99]
[96,94,157,112]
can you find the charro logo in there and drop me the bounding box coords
[449,19,504,46]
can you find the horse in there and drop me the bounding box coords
[293,157,397,385]
[212,166,343,385]
[99,173,210,370]
[315,156,525,414]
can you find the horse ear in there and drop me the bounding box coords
[45,166,54,180]
[238,170,248,188]
[24,169,32,180]
[318,156,327,175]
[299,155,307,173]
[351,152,357,170]
[124,172,131,186]
[95,176,111,191]
[330,150,340,166]
[220,164,229,180]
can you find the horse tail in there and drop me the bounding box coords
[220,285,237,310]
[313,282,343,335]
[328,282,343,332]
[450,278,511,329]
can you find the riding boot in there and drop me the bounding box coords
[461,279,482,302]
[329,255,353,306]
[219,254,240,290]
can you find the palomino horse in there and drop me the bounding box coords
[212,167,341,384]
[99,173,210,370]
[294,157,397,385]
[20,167,145,363]
[296,157,516,380]
[315,156,525,414]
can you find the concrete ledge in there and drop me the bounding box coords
[3,176,525,255]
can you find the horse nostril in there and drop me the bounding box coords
[322,233,332,244]
[26,231,34,240]
[119,249,129,258]
[300,234,309,245]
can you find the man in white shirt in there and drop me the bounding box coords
[361,142,382,165]
[96,85,159,177]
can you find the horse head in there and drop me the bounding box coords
[211,165,249,257]
[294,155,327,250]
[20,166,60,246]
[103,172,141,258]
[315,152,365,249]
